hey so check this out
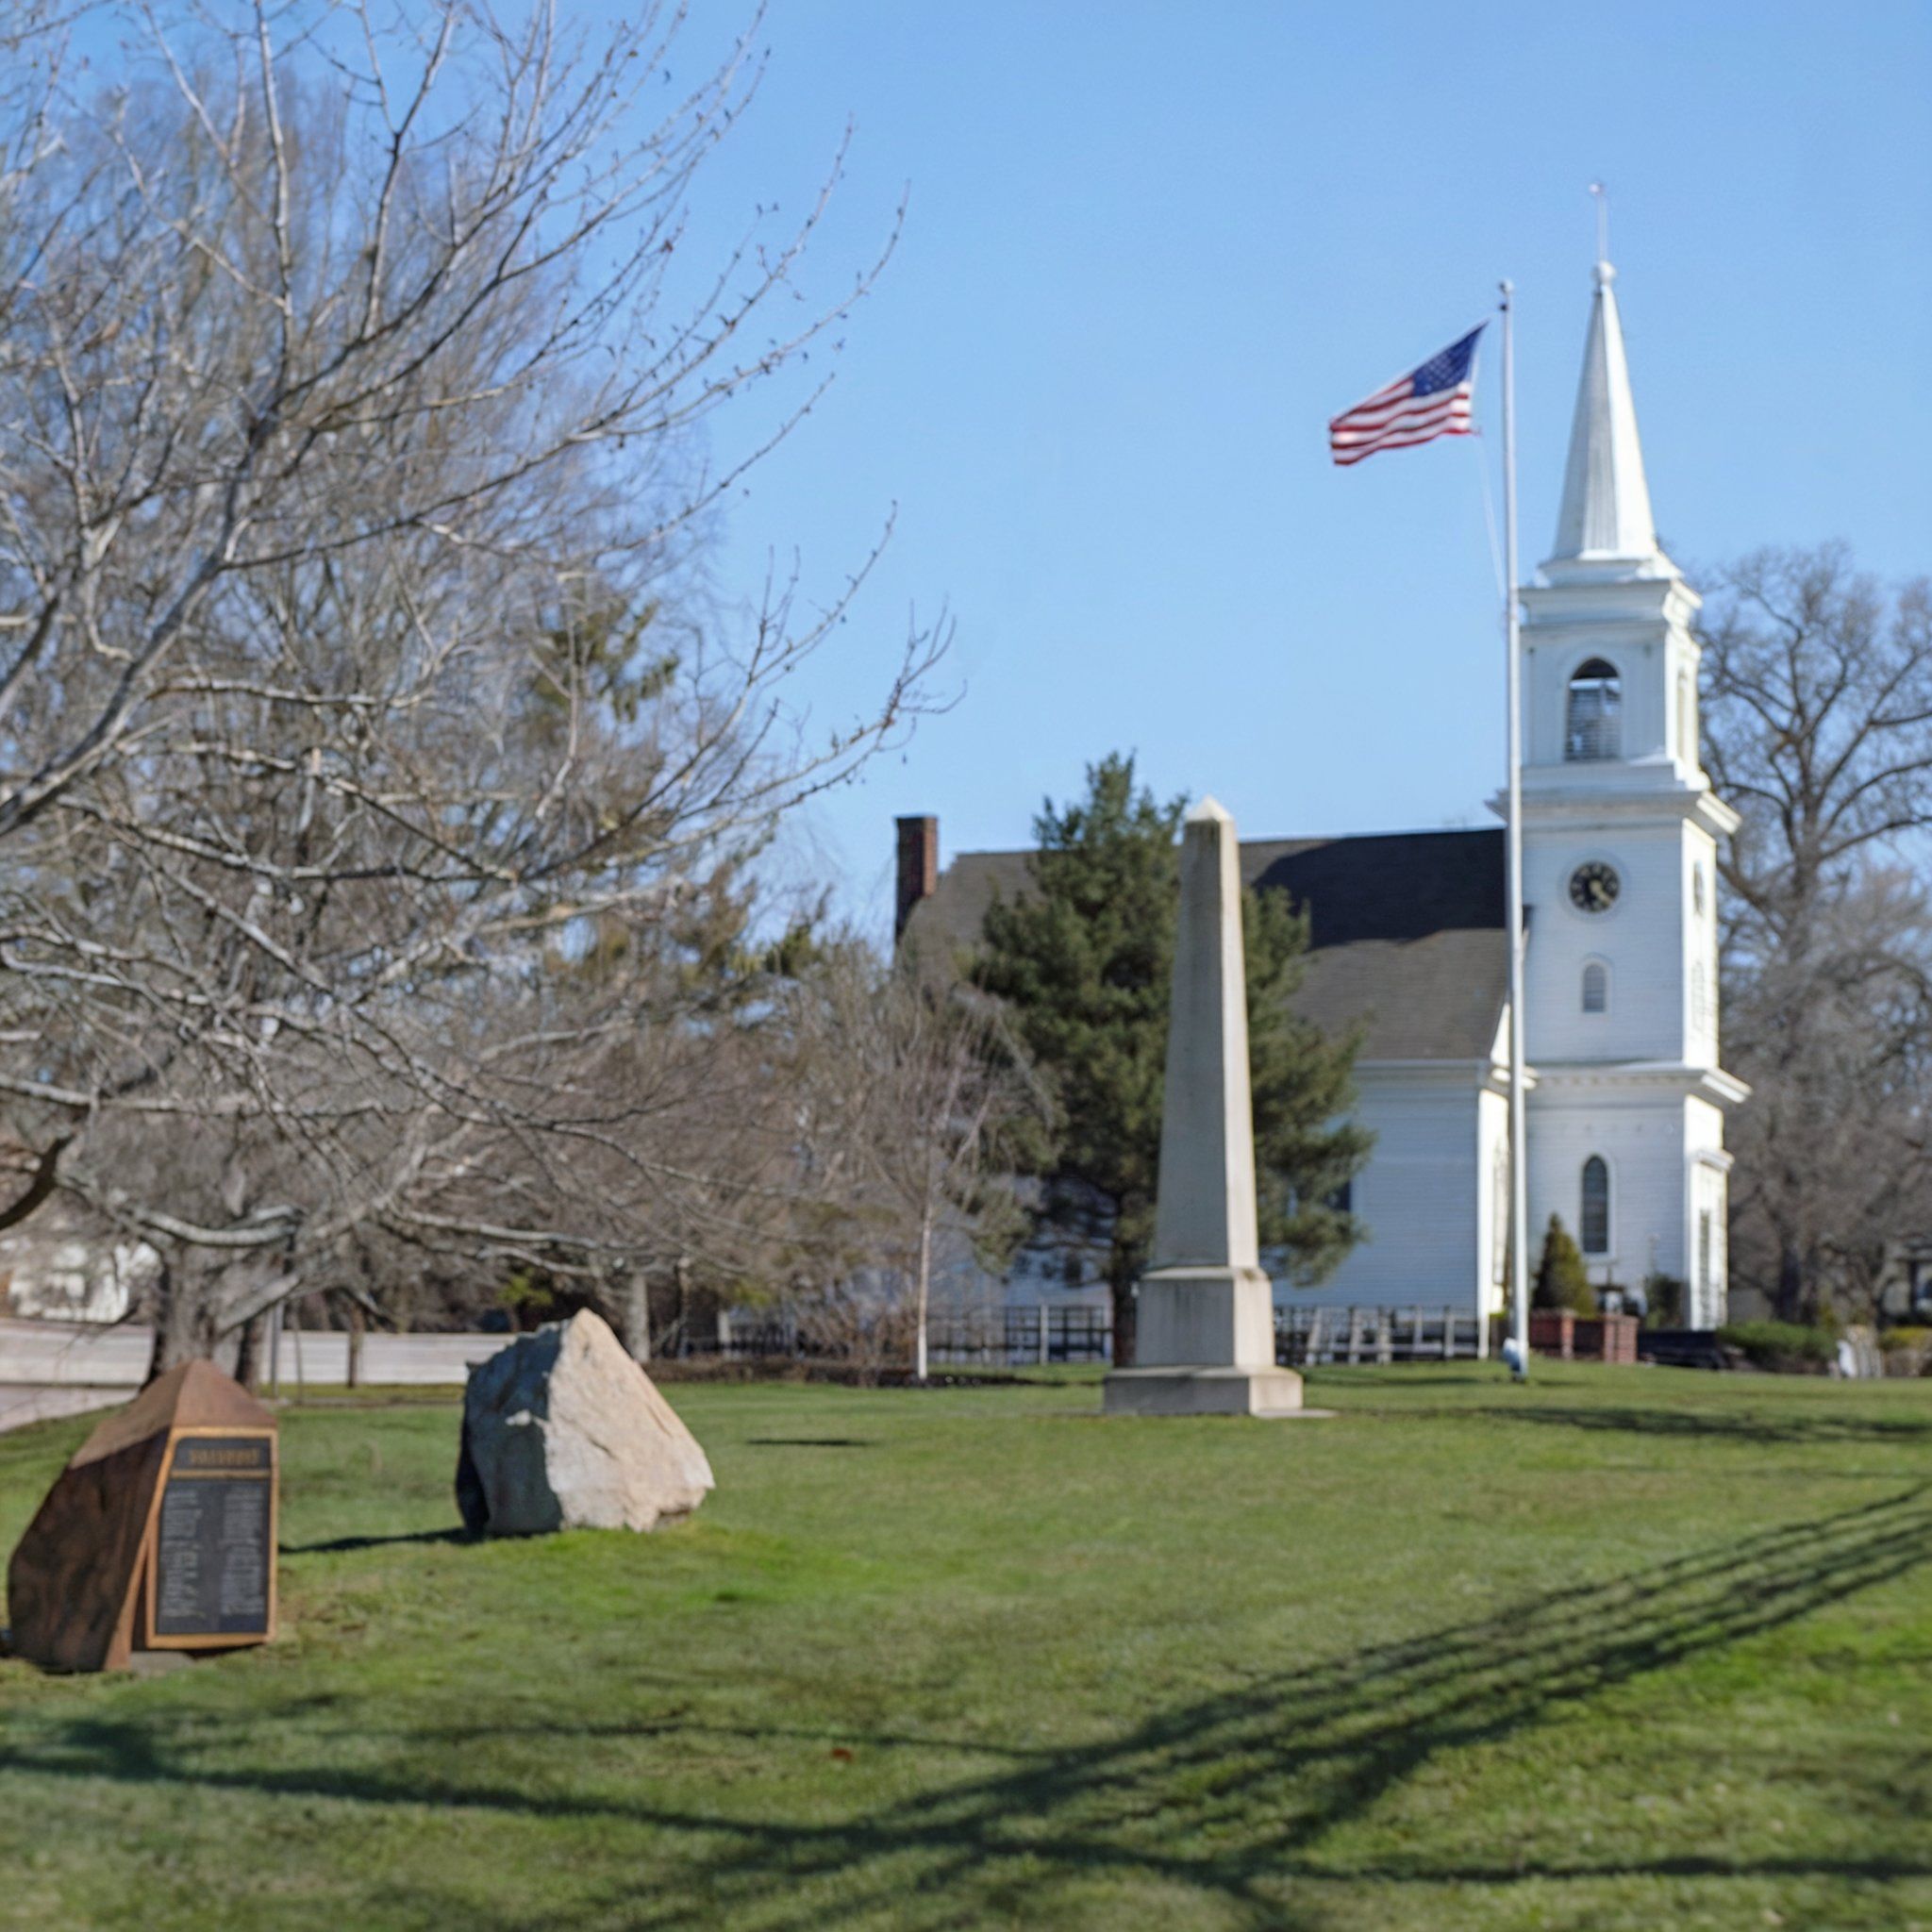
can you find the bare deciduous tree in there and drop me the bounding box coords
[791,945,1042,1379]
[0,4,941,1370]
[1701,543,1932,1322]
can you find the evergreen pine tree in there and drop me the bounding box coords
[971,753,1372,1363]
[1533,1213,1596,1316]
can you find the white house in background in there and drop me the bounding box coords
[897,256,1746,1335]
[0,1224,158,1323]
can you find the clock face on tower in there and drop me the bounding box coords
[1570,861,1622,914]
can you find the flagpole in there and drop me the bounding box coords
[1500,278,1531,1369]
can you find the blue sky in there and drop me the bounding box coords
[90,3,1929,930]
[661,1,1931,934]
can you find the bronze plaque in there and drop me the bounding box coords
[145,1430,277,1647]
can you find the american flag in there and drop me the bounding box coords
[1329,324,1485,467]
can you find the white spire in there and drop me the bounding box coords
[1547,260,1668,573]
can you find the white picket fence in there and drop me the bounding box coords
[1276,1304,1486,1365]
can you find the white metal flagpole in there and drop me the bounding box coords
[1500,278,1531,1367]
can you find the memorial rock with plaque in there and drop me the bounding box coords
[6,1358,277,1672]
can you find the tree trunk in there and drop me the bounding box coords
[915,1211,932,1383]
[674,1255,692,1357]
[620,1273,652,1364]
[1776,1235,1805,1325]
[232,1314,263,1392]
[144,1261,220,1382]
[1109,1272,1137,1369]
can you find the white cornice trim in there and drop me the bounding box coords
[1520,577,1703,626]
[1530,1060,1751,1108]
[1490,781,1741,839]
[1698,1067,1752,1106]
[1691,792,1742,838]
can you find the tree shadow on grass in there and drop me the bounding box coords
[279,1527,474,1556]
[742,1438,878,1449]
[13,1491,1932,1929]
[1477,1405,1932,1448]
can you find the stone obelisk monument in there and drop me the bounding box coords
[1104,797,1306,1418]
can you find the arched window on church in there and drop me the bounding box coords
[1565,658,1623,761]
[1581,960,1608,1014]
[1580,1156,1610,1256]
[1678,669,1696,765]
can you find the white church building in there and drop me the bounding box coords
[897,258,1745,1334]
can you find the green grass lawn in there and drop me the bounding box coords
[2,1364,1929,1931]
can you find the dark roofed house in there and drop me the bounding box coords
[1241,831,1507,1064]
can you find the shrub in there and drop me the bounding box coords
[1717,1321,1836,1374]
[1533,1215,1596,1316]
[1880,1325,1932,1377]
[1642,1273,1686,1327]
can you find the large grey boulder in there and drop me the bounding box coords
[456,1310,713,1535]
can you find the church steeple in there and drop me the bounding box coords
[1545,261,1671,577]
[1517,255,1714,787]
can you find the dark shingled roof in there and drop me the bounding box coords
[902,826,1508,1064]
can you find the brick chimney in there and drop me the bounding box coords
[894,815,939,945]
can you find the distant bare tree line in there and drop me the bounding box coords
[1703,542,1932,1324]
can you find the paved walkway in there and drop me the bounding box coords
[0,1317,511,1433]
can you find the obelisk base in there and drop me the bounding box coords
[1103,1363,1307,1417]
[1103,1265,1307,1418]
